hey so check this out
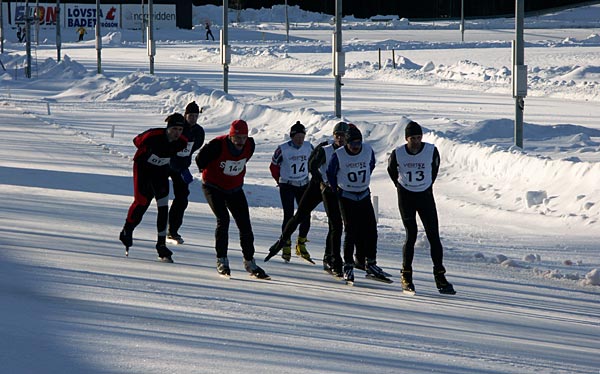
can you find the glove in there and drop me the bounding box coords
[181,168,194,184]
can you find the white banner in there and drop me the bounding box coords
[121,4,176,30]
[4,3,176,30]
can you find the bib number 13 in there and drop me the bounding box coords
[406,170,425,182]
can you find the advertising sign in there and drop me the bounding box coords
[6,3,176,30]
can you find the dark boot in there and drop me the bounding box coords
[156,236,173,263]
[216,257,230,277]
[434,269,456,295]
[119,223,133,248]
[244,258,270,279]
[343,263,354,284]
[401,269,415,294]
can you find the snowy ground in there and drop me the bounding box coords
[0,4,599,374]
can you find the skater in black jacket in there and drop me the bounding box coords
[119,113,187,262]
[167,101,205,244]
[387,121,455,294]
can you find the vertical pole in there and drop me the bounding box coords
[460,0,465,42]
[513,0,525,148]
[56,0,61,62]
[148,0,154,74]
[0,0,4,54]
[284,0,289,43]
[25,0,32,78]
[222,0,229,93]
[333,0,342,118]
[372,195,379,223]
[392,49,396,69]
[141,0,145,43]
[95,0,101,74]
[35,0,39,45]
[378,48,381,69]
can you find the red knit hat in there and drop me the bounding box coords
[229,119,248,136]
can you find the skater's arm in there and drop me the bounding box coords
[195,139,221,171]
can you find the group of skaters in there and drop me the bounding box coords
[119,101,456,294]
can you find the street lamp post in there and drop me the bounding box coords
[95,0,102,73]
[333,0,344,118]
[0,0,4,54]
[285,0,289,43]
[148,0,155,74]
[513,0,527,148]
[222,0,230,92]
[56,0,61,62]
[460,0,465,42]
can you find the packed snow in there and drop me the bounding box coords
[0,3,598,374]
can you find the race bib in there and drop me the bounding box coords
[177,142,193,157]
[222,159,246,176]
[147,154,170,166]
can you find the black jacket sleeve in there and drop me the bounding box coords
[308,142,327,183]
[387,150,400,187]
[432,147,440,184]
[191,125,206,155]
[195,139,221,171]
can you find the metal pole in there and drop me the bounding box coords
[25,0,32,78]
[56,0,61,62]
[0,0,4,53]
[333,0,343,118]
[95,0,102,74]
[513,0,526,148]
[148,0,154,74]
[141,0,145,43]
[285,0,289,43]
[222,0,229,92]
[460,0,465,42]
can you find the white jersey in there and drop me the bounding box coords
[319,143,336,185]
[278,141,312,186]
[334,143,374,192]
[394,142,435,192]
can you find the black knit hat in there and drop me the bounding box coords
[346,126,362,142]
[165,113,185,128]
[185,101,200,115]
[405,121,423,138]
[290,121,306,137]
[333,121,349,134]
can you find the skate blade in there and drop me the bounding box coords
[365,274,394,284]
[250,274,271,280]
[402,290,416,296]
[300,256,315,265]
[166,238,183,245]
[439,289,456,295]
[219,273,231,279]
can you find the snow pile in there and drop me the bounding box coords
[580,268,600,286]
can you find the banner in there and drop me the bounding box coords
[6,3,176,30]
[66,5,119,28]
[121,5,176,30]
